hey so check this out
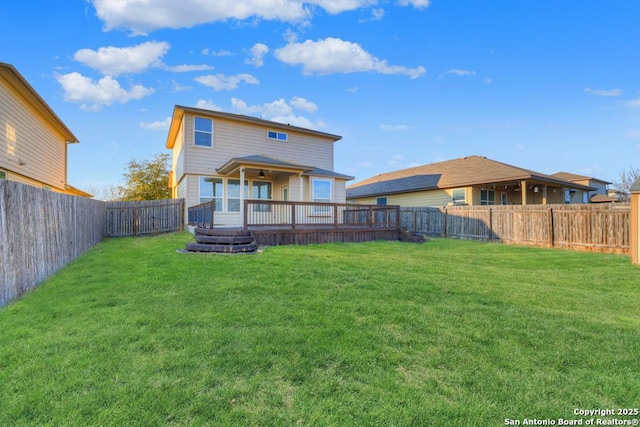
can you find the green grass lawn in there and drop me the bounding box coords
[1,234,639,426]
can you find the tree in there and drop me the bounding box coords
[612,167,640,202]
[120,153,171,201]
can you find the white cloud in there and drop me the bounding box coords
[73,41,170,76]
[195,99,224,111]
[245,43,269,67]
[194,73,259,91]
[231,96,322,129]
[379,124,410,131]
[202,48,232,57]
[91,0,380,34]
[584,87,622,97]
[360,7,385,22]
[290,96,318,113]
[161,64,214,72]
[625,98,640,107]
[140,117,171,130]
[398,0,430,7]
[439,69,477,78]
[56,72,154,110]
[274,37,425,78]
[485,77,493,84]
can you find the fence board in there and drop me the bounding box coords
[0,181,105,307]
[401,203,630,254]
[1,181,185,307]
[105,199,184,237]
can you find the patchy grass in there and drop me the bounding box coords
[0,234,638,426]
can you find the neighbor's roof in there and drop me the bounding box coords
[0,62,79,144]
[551,172,612,185]
[347,155,595,199]
[166,105,342,149]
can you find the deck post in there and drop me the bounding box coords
[631,180,640,265]
[209,200,214,229]
[291,202,296,230]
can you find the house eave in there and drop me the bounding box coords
[0,62,79,144]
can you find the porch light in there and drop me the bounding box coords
[258,170,265,179]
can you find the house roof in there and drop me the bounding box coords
[347,155,595,199]
[304,167,354,181]
[551,172,612,185]
[590,194,619,203]
[631,179,640,193]
[216,154,354,180]
[0,62,79,144]
[166,105,342,149]
[217,154,314,175]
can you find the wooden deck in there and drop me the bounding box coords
[187,200,407,247]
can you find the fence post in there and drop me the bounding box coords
[548,207,555,247]
[488,208,493,241]
[133,207,138,237]
[631,180,640,265]
[442,207,447,238]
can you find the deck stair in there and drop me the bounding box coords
[186,228,258,253]
[399,228,427,243]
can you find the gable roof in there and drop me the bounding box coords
[347,155,594,199]
[166,105,342,149]
[0,62,78,144]
[551,172,612,185]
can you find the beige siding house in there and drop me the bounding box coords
[550,172,614,203]
[166,105,353,227]
[0,63,89,197]
[347,155,594,207]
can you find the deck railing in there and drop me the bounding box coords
[188,200,216,229]
[244,200,400,230]
[188,200,400,230]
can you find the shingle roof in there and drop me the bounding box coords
[166,105,341,149]
[347,155,594,198]
[551,172,612,185]
[304,167,354,180]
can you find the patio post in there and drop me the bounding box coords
[520,180,527,205]
[631,179,640,265]
[240,167,246,228]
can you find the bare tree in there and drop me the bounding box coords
[612,167,640,202]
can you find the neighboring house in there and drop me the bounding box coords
[166,105,354,227]
[0,62,90,197]
[550,172,615,203]
[347,155,595,207]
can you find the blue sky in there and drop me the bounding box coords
[2,0,639,194]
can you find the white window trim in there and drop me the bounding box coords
[451,188,466,205]
[267,130,288,142]
[199,176,223,208]
[194,116,213,148]
[311,177,333,215]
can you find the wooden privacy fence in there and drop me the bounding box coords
[105,199,184,237]
[0,181,105,307]
[1,181,186,307]
[401,203,631,254]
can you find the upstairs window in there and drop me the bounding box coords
[267,130,288,142]
[194,117,213,147]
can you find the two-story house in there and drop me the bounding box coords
[0,62,90,197]
[166,105,354,227]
